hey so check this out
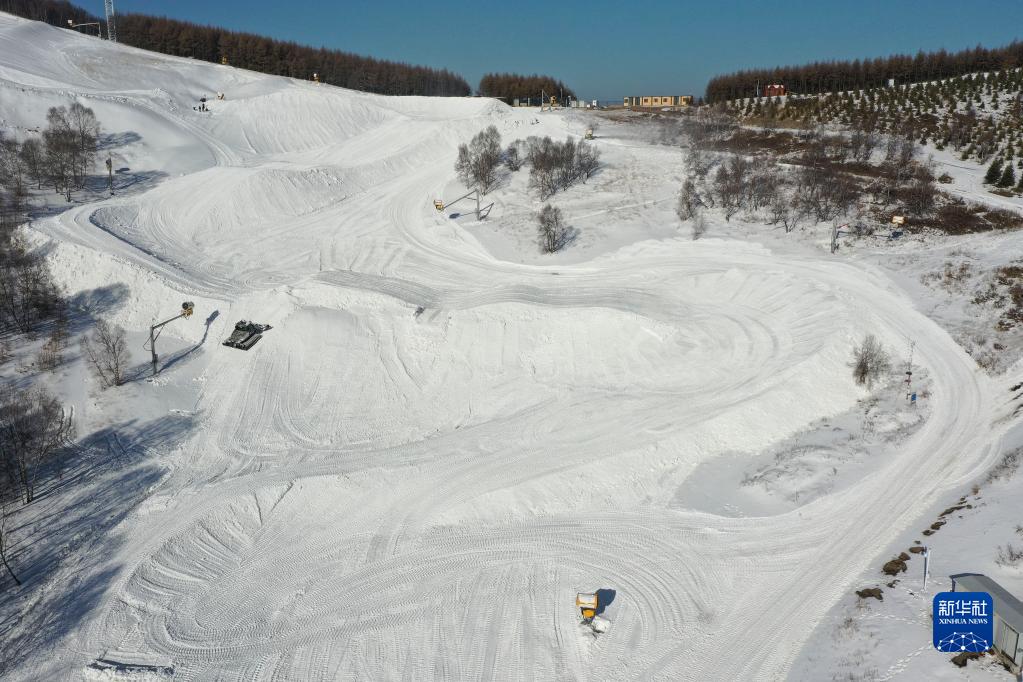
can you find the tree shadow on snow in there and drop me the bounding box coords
[81,170,169,197]
[23,170,168,219]
[0,412,197,676]
[542,227,580,254]
[110,169,169,195]
[97,131,142,151]
[66,283,132,333]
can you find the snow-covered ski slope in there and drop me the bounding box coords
[0,14,1011,680]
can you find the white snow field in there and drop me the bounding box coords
[0,14,1018,681]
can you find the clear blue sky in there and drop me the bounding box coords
[114,0,1023,100]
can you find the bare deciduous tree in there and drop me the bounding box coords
[504,142,522,171]
[526,135,594,199]
[676,179,704,222]
[553,136,577,189]
[82,318,129,388]
[0,386,75,504]
[528,149,558,199]
[746,159,781,211]
[685,145,715,178]
[68,102,100,188]
[18,137,45,190]
[0,136,28,235]
[797,164,858,223]
[536,203,568,253]
[43,107,77,202]
[691,212,707,240]
[0,494,20,586]
[712,156,748,221]
[0,235,62,334]
[36,336,62,372]
[454,144,472,186]
[903,173,938,215]
[454,126,501,194]
[769,192,804,233]
[851,334,891,388]
[574,140,600,181]
[469,125,502,194]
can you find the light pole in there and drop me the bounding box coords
[67,19,102,36]
[149,302,194,376]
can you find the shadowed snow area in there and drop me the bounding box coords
[0,13,1010,681]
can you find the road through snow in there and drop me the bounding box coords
[0,15,1004,680]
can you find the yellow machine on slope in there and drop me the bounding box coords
[576,592,609,633]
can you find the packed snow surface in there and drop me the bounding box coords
[0,14,1014,680]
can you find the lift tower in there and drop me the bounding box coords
[104,0,117,42]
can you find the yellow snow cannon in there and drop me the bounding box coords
[576,592,598,621]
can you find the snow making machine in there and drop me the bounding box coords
[576,592,609,634]
[222,320,272,350]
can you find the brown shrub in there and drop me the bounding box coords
[951,651,985,667]
[936,203,988,234]
[856,588,883,600]
[984,208,1023,230]
[882,558,907,575]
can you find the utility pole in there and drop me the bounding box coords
[148,302,194,376]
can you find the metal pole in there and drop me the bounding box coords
[474,189,480,220]
[905,340,915,399]
[148,304,193,376]
[106,156,113,195]
[150,324,158,376]
[923,547,930,590]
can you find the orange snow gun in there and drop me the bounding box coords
[576,593,598,621]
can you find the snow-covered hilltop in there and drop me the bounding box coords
[0,12,1021,681]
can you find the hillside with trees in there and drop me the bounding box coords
[706,41,1023,102]
[0,0,470,96]
[478,73,575,102]
[726,68,1023,171]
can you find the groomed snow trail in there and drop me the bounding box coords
[0,15,1002,680]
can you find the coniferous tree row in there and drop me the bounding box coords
[706,42,1023,102]
[0,0,90,26]
[0,0,471,97]
[478,74,576,102]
